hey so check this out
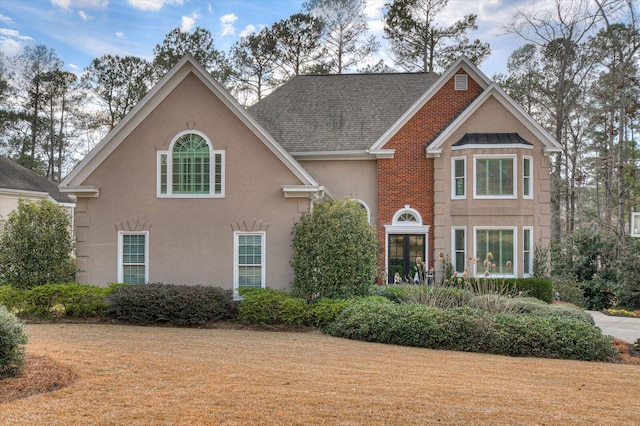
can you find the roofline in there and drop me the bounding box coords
[369,56,492,152]
[426,84,561,157]
[61,54,319,189]
[291,150,377,161]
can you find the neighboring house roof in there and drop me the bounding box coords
[0,155,74,203]
[452,133,533,147]
[60,54,320,196]
[249,72,439,155]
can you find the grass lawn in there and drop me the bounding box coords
[1,323,639,425]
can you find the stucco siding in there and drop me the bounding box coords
[74,73,307,289]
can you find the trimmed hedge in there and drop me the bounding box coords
[0,284,114,318]
[324,297,615,361]
[238,288,351,328]
[506,278,554,303]
[0,304,28,379]
[107,283,234,326]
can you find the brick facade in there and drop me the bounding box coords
[376,70,483,277]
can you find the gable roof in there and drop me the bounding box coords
[60,54,320,195]
[426,84,561,157]
[249,72,439,155]
[0,156,74,203]
[369,56,492,153]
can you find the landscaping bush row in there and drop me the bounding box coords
[323,296,615,362]
[237,288,350,328]
[0,304,28,379]
[106,283,235,326]
[0,283,116,318]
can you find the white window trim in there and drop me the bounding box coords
[454,74,468,91]
[473,154,517,200]
[354,199,371,223]
[523,227,533,277]
[632,212,640,237]
[523,156,533,200]
[451,156,466,200]
[392,205,423,225]
[473,226,517,278]
[233,231,266,296]
[117,231,149,284]
[451,227,467,273]
[157,130,225,198]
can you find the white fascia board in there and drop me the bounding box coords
[61,54,319,189]
[0,188,49,198]
[369,56,491,152]
[282,185,325,199]
[59,185,100,197]
[367,149,396,159]
[425,84,560,156]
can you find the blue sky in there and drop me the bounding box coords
[0,0,535,77]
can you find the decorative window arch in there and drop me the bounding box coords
[392,206,423,225]
[157,130,225,198]
[354,199,371,223]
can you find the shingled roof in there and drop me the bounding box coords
[249,72,439,153]
[0,156,74,203]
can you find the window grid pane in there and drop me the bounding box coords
[172,134,210,194]
[214,153,222,194]
[160,154,167,194]
[476,229,514,275]
[238,234,263,288]
[524,229,532,275]
[476,158,514,196]
[454,159,465,197]
[454,229,465,273]
[122,234,146,284]
[523,158,531,197]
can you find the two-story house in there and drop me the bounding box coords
[59,54,560,289]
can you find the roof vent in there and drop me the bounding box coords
[454,74,468,91]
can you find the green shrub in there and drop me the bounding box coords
[291,199,378,301]
[0,198,75,290]
[21,283,113,318]
[507,297,593,323]
[308,298,351,328]
[552,278,586,307]
[107,283,233,325]
[325,299,615,361]
[0,304,28,379]
[237,288,291,324]
[0,285,22,312]
[508,278,554,303]
[280,297,311,326]
[372,285,472,308]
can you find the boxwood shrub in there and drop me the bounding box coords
[0,304,28,379]
[107,283,233,325]
[237,287,292,324]
[506,278,554,303]
[325,297,615,361]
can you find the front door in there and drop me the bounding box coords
[388,234,425,283]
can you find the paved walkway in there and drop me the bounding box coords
[588,311,640,343]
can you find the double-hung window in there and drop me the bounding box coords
[234,232,266,291]
[523,156,533,199]
[158,131,224,198]
[118,231,148,284]
[474,155,516,198]
[523,227,533,277]
[452,157,466,199]
[475,228,515,276]
[452,227,466,273]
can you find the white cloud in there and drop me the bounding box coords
[239,24,256,38]
[78,10,88,20]
[220,13,237,36]
[51,0,108,9]
[127,0,183,12]
[0,28,19,37]
[115,31,125,38]
[0,37,23,56]
[0,14,14,24]
[181,12,199,32]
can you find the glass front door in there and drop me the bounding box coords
[388,234,425,283]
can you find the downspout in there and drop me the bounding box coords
[309,186,325,213]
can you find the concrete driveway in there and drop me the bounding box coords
[588,311,640,343]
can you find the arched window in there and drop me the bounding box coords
[392,206,422,225]
[158,131,224,198]
[353,199,371,223]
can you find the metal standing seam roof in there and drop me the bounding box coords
[452,133,533,146]
[248,72,440,153]
[0,155,74,203]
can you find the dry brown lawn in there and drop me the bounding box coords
[1,323,639,425]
